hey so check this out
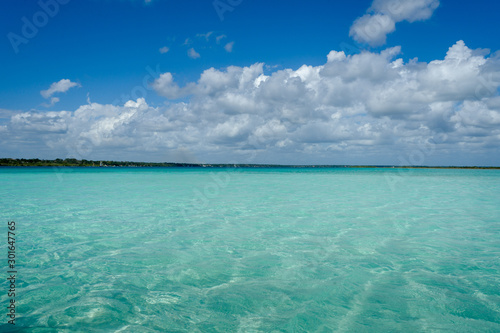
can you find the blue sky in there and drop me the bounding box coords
[1,0,500,165]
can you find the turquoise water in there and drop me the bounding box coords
[1,167,500,332]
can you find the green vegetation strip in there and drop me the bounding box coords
[1,158,499,169]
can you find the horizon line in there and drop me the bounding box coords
[1,158,499,169]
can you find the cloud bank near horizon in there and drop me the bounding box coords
[3,40,500,165]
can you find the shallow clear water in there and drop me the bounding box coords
[1,167,500,332]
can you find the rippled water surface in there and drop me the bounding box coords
[1,167,500,332]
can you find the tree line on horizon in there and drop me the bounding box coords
[0,158,498,169]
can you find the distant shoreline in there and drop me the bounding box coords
[1,158,499,169]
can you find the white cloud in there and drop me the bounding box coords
[159,46,169,54]
[350,14,395,47]
[216,35,226,44]
[350,0,439,46]
[42,97,60,108]
[40,79,80,99]
[151,72,193,99]
[224,41,234,53]
[370,0,440,22]
[11,110,70,134]
[196,31,213,41]
[4,41,500,165]
[188,48,200,59]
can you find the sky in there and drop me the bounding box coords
[1,0,500,166]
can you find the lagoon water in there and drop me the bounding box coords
[1,167,500,332]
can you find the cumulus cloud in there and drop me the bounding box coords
[350,0,439,46]
[11,110,70,134]
[40,79,80,99]
[151,72,193,99]
[4,41,500,165]
[188,47,200,59]
[159,46,169,54]
[350,14,395,47]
